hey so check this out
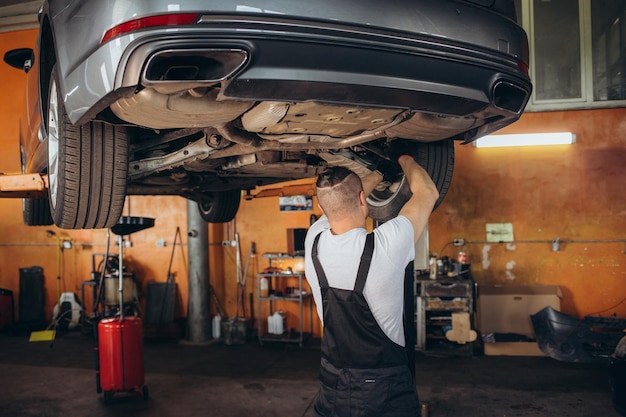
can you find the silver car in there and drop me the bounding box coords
[4,0,531,229]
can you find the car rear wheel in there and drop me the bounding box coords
[22,198,53,226]
[197,190,242,223]
[367,139,454,222]
[47,66,128,229]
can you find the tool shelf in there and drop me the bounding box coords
[415,276,477,356]
[256,271,313,347]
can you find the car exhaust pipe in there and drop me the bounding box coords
[492,81,530,114]
[209,127,387,159]
[142,48,248,85]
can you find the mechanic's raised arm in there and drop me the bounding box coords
[361,170,383,198]
[398,156,439,242]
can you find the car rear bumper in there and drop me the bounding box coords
[65,18,530,132]
[46,1,530,126]
[219,34,531,115]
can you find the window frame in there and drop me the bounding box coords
[521,0,626,111]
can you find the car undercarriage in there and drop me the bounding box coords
[4,1,531,229]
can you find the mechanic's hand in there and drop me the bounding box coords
[388,139,414,164]
[375,158,401,182]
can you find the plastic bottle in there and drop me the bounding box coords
[212,314,222,338]
[275,310,286,334]
[268,314,275,334]
[260,276,269,297]
[267,311,287,335]
[276,312,284,334]
[429,254,438,279]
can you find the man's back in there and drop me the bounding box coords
[305,214,415,346]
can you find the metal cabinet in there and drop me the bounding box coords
[257,272,313,347]
[415,278,477,355]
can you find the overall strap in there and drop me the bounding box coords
[353,233,375,294]
[403,261,416,384]
[311,232,329,288]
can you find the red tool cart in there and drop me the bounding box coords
[94,216,154,404]
[98,316,147,403]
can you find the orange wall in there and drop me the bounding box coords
[227,108,626,334]
[0,29,35,172]
[226,189,322,337]
[0,30,219,322]
[1,29,625,338]
[428,108,626,319]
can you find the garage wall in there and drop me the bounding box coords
[0,29,218,324]
[227,191,323,338]
[427,108,626,319]
[1,29,624,338]
[228,110,626,335]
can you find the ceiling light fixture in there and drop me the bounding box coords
[473,132,576,148]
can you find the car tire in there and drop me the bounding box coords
[22,198,53,226]
[197,190,242,223]
[367,139,454,222]
[47,66,128,229]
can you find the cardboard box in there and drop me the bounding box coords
[482,342,546,356]
[479,285,562,356]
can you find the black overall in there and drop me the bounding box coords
[311,232,420,417]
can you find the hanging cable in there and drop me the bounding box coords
[156,227,184,332]
[94,229,112,315]
[166,227,183,283]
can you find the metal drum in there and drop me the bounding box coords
[103,273,135,306]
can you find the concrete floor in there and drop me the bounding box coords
[0,329,620,417]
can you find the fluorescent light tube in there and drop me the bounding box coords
[473,132,576,148]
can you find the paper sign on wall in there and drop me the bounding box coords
[486,222,514,243]
[279,196,312,212]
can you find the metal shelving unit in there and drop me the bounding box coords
[257,270,313,347]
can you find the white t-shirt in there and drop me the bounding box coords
[304,215,415,346]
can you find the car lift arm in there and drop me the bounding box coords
[243,182,315,200]
[0,172,316,200]
[0,173,48,198]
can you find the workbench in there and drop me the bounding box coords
[415,274,478,356]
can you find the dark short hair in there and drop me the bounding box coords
[316,167,363,216]
[316,166,355,189]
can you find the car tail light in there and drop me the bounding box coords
[101,13,201,44]
[517,59,530,76]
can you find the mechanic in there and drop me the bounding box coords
[304,149,439,417]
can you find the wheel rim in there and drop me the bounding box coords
[47,80,60,209]
[199,198,213,215]
[367,177,405,208]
